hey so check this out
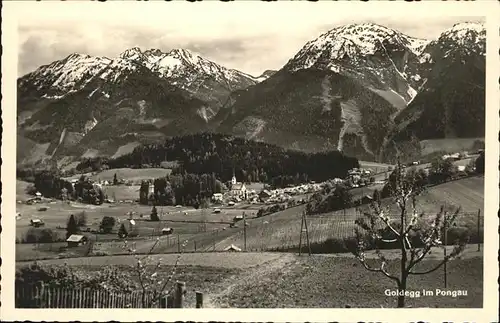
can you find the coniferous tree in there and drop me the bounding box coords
[150,206,159,221]
[113,173,118,186]
[66,214,78,239]
[118,223,128,238]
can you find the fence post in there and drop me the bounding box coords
[177,234,181,253]
[194,241,197,252]
[443,212,448,288]
[166,294,174,308]
[160,295,168,308]
[477,209,481,252]
[174,281,186,308]
[195,291,204,308]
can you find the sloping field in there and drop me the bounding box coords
[359,160,393,173]
[213,176,484,252]
[16,252,285,269]
[420,137,483,156]
[420,176,484,214]
[210,254,482,308]
[16,180,33,202]
[64,168,172,183]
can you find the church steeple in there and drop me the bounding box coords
[231,168,237,185]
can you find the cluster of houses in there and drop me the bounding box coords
[25,192,52,205]
[212,174,325,205]
[345,168,374,188]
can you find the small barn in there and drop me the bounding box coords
[161,227,173,235]
[224,244,242,252]
[259,190,272,199]
[30,219,44,227]
[66,234,88,248]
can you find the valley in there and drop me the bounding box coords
[13,19,487,310]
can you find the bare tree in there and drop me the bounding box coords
[352,162,466,308]
[121,237,189,308]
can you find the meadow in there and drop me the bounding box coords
[213,176,484,252]
[63,167,173,183]
[15,167,484,262]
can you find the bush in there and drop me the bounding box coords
[24,228,59,243]
[100,216,116,233]
[75,211,88,227]
[25,184,38,195]
[118,223,128,238]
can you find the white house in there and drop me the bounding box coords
[212,193,223,202]
[230,174,247,198]
[224,244,242,252]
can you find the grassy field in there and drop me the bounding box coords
[16,180,34,202]
[212,176,484,252]
[16,162,484,262]
[15,178,263,261]
[420,138,483,156]
[16,252,285,268]
[63,168,173,183]
[18,252,481,308]
[358,161,393,173]
[210,254,483,308]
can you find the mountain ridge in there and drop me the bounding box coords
[17,21,486,168]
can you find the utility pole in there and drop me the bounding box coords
[443,211,448,288]
[477,208,481,252]
[243,211,247,252]
[298,210,311,256]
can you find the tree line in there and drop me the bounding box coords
[25,171,105,205]
[306,153,484,215]
[139,172,224,207]
[76,133,359,187]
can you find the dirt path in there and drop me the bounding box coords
[204,253,297,308]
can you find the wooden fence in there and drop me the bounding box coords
[16,281,204,308]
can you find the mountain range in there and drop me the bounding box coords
[17,22,485,168]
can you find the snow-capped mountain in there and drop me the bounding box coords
[17,51,216,167]
[255,70,277,82]
[284,23,431,106]
[215,22,485,162]
[384,22,486,161]
[17,22,486,167]
[116,47,260,111]
[19,48,261,112]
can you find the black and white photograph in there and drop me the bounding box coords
[1,1,499,322]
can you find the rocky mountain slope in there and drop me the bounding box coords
[17,49,262,167]
[214,22,485,161]
[17,22,485,168]
[383,22,486,162]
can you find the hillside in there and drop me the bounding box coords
[214,22,485,163]
[214,23,428,158]
[80,133,360,184]
[17,57,210,167]
[213,176,484,252]
[17,22,486,168]
[384,22,486,161]
[17,49,262,168]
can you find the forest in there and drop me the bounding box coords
[76,133,360,186]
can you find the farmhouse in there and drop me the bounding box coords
[66,234,88,248]
[259,190,272,199]
[212,193,223,202]
[30,219,44,227]
[161,227,173,235]
[224,244,242,252]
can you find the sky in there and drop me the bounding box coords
[15,2,485,77]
